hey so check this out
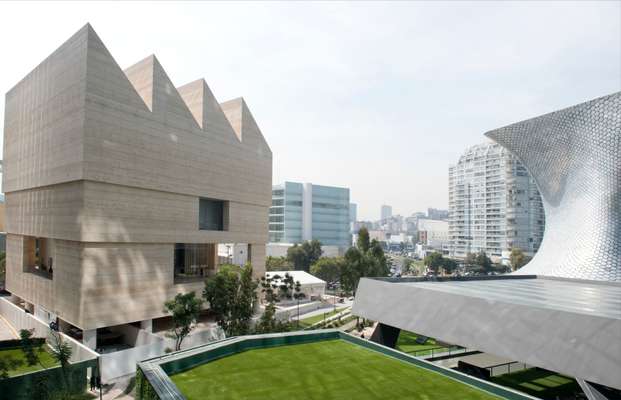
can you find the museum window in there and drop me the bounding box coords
[199,198,228,231]
[24,237,53,280]
[174,243,217,283]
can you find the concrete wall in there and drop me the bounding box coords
[3,24,272,331]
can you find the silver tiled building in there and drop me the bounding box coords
[448,143,545,263]
[487,92,621,281]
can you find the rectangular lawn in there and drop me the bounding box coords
[490,368,581,399]
[170,339,501,400]
[0,347,59,376]
[396,330,455,356]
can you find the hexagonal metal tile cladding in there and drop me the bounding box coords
[486,92,621,281]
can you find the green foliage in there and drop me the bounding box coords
[441,258,458,275]
[256,274,298,334]
[265,256,292,271]
[423,252,444,274]
[341,237,389,294]
[402,258,424,275]
[286,240,323,272]
[0,354,23,379]
[464,252,478,268]
[164,291,203,351]
[423,252,458,275]
[475,251,493,272]
[356,227,370,252]
[203,265,257,337]
[254,302,291,334]
[19,329,44,369]
[230,265,257,336]
[310,257,343,283]
[136,368,160,400]
[48,330,73,399]
[509,248,531,271]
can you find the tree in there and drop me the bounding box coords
[265,256,292,271]
[19,329,46,369]
[464,252,478,268]
[286,240,323,271]
[48,330,72,398]
[310,257,343,283]
[203,265,257,336]
[164,292,203,351]
[256,275,293,334]
[510,248,531,271]
[302,240,323,267]
[229,265,257,336]
[341,238,389,295]
[475,251,493,273]
[424,252,444,275]
[293,281,306,328]
[203,266,237,333]
[259,274,280,304]
[441,258,458,275]
[357,227,370,252]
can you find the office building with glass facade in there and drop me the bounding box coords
[269,182,350,248]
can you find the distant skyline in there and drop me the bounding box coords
[0,1,619,220]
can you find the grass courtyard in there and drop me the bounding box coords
[170,339,501,400]
[297,307,347,329]
[396,330,457,356]
[491,368,582,399]
[0,347,59,376]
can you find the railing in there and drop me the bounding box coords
[486,361,531,377]
[409,345,468,358]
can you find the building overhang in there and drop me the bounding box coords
[352,276,621,390]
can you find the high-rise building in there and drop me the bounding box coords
[427,208,449,220]
[448,142,544,264]
[380,205,392,221]
[2,25,271,349]
[349,203,357,223]
[269,182,350,248]
[349,203,358,234]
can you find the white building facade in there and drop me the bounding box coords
[448,142,544,264]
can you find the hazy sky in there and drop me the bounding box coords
[0,1,619,220]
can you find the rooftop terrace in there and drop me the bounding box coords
[137,330,535,400]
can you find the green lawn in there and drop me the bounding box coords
[491,368,582,399]
[171,339,500,400]
[396,331,456,356]
[298,307,347,329]
[0,347,59,376]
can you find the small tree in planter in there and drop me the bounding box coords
[293,281,306,329]
[164,292,203,351]
[48,329,73,399]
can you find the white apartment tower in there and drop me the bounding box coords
[448,142,544,264]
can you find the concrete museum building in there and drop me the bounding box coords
[2,24,272,349]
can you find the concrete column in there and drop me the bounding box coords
[140,319,153,333]
[83,329,97,350]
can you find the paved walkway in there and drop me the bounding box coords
[0,315,18,340]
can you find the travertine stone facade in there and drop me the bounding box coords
[3,24,272,330]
